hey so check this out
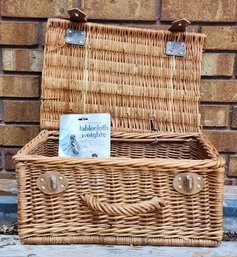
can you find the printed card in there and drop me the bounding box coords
[59,113,111,157]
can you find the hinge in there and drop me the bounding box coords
[166,41,186,57]
[65,29,86,46]
[168,18,191,32]
[150,118,158,131]
[68,8,87,22]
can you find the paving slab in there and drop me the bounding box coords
[0,196,17,226]
[0,236,237,257]
[224,186,237,233]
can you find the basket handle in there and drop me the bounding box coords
[80,194,165,216]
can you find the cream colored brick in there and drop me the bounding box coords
[80,0,158,20]
[161,0,237,22]
[0,22,38,45]
[1,0,77,18]
[203,27,237,50]
[2,49,43,72]
[202,54,235,76]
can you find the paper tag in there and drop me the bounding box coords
[59,113,111,158]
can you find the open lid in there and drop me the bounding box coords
[40,9,205,133]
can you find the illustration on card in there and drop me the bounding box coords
[58,113,111,158]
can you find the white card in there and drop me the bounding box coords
[59,113,111,158]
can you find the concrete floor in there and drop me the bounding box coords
[0,236,237,257]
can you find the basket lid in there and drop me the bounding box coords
[40,16,205,133]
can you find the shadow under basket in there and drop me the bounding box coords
[14,130,224,246]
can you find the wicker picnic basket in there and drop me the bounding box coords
[14,9,224,246]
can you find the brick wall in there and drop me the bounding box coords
[0,0,236,184]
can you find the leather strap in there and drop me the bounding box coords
[168,18,191,32]
[68,8,87,22]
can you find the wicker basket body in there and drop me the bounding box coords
[14,16,224,246]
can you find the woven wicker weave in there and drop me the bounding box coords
[14,15,224,246]
[15,130,224,246]
[40,18,205,133]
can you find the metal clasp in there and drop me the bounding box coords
[37,171,68,195]
[150,118,158,131]
[185,175,193,191]
[49,175,57,190]
[173,173,204,195]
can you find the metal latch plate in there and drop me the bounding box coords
[37,171,68,195]
[65,29,86,46]
[173,172,204,195]
[166,41,185,57]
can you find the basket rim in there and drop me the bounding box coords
[14,154,224,168]
[13,130,224,170]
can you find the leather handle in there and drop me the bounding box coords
[80,194,165,216]
[68,8,87,22]
[168,18,191,32]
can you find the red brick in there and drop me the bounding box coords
[2,49,43,72]
[42,22,47,46]
[202,27,237,50]
[200,105,229,127]
[224,178,236,185]
[232,106,237,128]
[0,101,3,121]
[0,173,16,180]
[0,125,39,146]
[0,150,2,170]
[221,154,228,170]
[4,101,40,123]
[204,131,237,153]
[229,155,237,177]
[161,0,237,22]
[201,80,237,103]
[202,54,235,76]
[0,22,38,45]
[80,0,158,20]
[4,149,20,171]
[1,0,77,18]
[0,75,39,98]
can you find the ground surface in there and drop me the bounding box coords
[0,236,237,257]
